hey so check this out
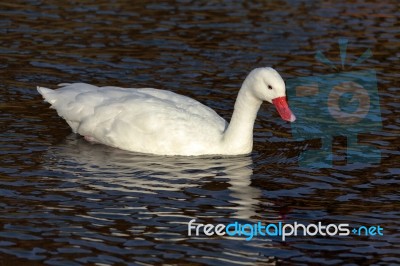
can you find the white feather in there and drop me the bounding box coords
[37,67,294,155]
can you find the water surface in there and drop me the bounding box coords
[1,1,399,265]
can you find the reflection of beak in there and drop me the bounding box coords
[272,96,296,122]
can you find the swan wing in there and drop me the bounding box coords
[38,83,227,155]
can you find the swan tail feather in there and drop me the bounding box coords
[37,86,57,105]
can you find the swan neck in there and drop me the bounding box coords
[222,84,262,154]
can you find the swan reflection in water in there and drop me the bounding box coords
[44,135,264,221]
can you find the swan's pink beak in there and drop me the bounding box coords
[272,96,296,122]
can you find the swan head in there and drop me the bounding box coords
[246,67,296,122]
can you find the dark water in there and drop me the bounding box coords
[1,1,399,265]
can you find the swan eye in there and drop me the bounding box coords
[268,85,273,90]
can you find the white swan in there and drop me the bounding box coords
[37,67,296,156]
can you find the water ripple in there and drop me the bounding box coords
[1,0,399,265]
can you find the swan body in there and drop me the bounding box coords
[37,67,295,156]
